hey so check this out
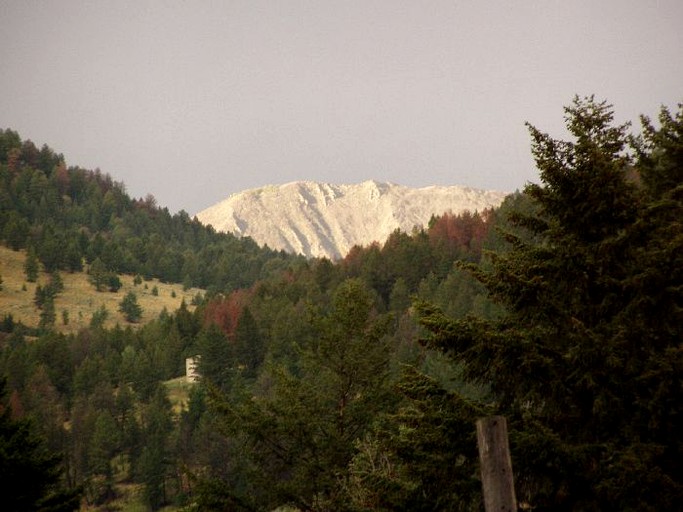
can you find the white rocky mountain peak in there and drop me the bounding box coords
[196,180,508,260]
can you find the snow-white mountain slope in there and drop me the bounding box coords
[196,180,508,260]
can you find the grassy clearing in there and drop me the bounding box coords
[1,245,202,511]
[164,376,195,415]
[0,245,204,334]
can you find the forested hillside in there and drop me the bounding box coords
[0,125,507,510]
[0,129,300,292]
[1,96,681,511]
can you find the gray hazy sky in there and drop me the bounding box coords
[1,1,681,215]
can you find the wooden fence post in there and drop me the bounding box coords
[476,415,517,512]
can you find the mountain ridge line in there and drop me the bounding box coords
[197,180,508,259]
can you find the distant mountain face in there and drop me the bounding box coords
[196,180,508,260]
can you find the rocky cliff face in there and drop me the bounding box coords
[196,180,507,259]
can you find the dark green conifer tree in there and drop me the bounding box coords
[119,291,143,323]
[203,279,395,511]
[135,386,174,510]
[38,296,56,331]
[88,258,109,292]
[417,97,683,510]
[196,323,234,391]
[0,378,81,511]
[234,307,264,379]
[24,246,40,282]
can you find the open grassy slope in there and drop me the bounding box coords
[0,244,204,334]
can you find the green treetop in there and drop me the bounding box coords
[417,96,683,511]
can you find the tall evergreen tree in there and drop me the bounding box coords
[136,386,174,510]
[0,378,81,511]
[204,279,395,511]
[234,307,264,379]
[88,258,109,292]
[196,323,235,391]
[24,245,40,282]
[119,291,143,323]
[345,367,484,512]
[417,97,683,511]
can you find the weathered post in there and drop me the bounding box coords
[476,416,517,512]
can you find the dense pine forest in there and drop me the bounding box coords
[1,96,681,511]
